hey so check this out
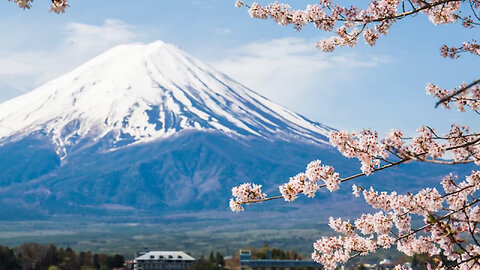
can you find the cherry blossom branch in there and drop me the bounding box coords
[343,184,480,240]
[435,78,480,108]
[232,131,480,207]
[400,197,480,241]
[238,0,466,24]
[471,0,480,20]
[367,0,463,22]
[236,0,478,52]
[314,172,480,269]
[235,160,406,205]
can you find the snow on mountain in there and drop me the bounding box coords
[0,40,332,158]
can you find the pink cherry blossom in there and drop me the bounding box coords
[232,1,480,268]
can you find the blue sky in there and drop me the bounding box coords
[0,0,478,135]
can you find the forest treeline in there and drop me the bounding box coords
[0,243,124,270]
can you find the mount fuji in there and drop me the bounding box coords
[0,41,464,220]
[0,41,344,219]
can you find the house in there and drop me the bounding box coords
[134,250,195,270]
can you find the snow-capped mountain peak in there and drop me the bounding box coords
[0,41,332,158]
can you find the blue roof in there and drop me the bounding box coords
[240,259,321,267]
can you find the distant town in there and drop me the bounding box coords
[0,243,427,270]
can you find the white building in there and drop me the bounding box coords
[134,251,195,270]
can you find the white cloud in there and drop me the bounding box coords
[63,19,137,60]
[211,37,389,110]
[0,19,139,101]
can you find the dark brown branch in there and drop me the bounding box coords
[469,0,480,21]
[435,78,480,108]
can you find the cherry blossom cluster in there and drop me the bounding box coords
[278,160,340,202]
[427,80,480,112]
[229,127,480,265]
[441,40,480,58]
[446,125,480,163]
[410,126,446,160]
[8,0,32,9]
[329,130,387,175]
[311,170,480,269]
[235,0,479,52]
[8,0,68,13]
[231,125,480,209]
[229,183,266,212]
[50,0,68,13]
[231,125,480,267]
[330,125,480,172]
[423,0,461,25]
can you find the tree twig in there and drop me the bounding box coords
[435,78,480,108]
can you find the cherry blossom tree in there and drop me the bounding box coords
[230,1,480,269]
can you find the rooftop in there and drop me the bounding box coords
[135,251,195,261]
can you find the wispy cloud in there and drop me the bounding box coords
[211,37,390,109]
[0,19,139,101]
[63,19,137,60]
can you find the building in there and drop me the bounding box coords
[239,250,322,270]
[134,250,195,270]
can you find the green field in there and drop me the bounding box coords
[0,213,409,267]
[0,217,329,259]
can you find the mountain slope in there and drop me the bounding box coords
[0,132,342,218]
[0,41,332,159]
